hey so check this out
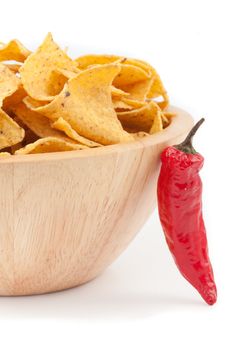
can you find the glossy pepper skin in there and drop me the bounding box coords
[157,119,217,305]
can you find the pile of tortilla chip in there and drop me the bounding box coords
[0,33,173,157]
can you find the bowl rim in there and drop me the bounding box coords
[0,105,193,164]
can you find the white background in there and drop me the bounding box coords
[1,0,232,349]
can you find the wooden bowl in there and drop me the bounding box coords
[0,106,193,296]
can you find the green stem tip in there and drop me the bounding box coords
[175,118,205,154]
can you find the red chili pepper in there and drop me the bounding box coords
[157,118,217,305]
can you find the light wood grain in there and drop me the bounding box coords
[0,106,193,295]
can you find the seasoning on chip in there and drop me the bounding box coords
[0,33,172,158]
[20,33,79,101]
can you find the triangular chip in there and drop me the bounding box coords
[113,95,146,111]
[80,62,150,97]
[149,110,163,134]
[0,63,20,107]
[3,85,27,112]
[161,111,176,127]
[0,108,25,150]
[119,97,146,109]
[75,54,119,69]
[121,78,154,100]
[53,68,78,79]
[51,117,101,147]
[113,64,149,87]
[117,100,161,132]
[111,86,129,97]
[120,57,168,106]
[0,39,31,62]
[30,64,133,145]
[20,33,79,101]
[15,137,87,155]
[12,103,76,142]
[74,54,168,105]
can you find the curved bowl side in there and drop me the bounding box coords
[0,106,193,295]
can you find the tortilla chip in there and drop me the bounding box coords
[0,108,25,150]
[149,110,163,134]
[113,95,146,111]
[112,87,131,109]
[20,33,79,101]
[0,63,20,107]
[164,111,176,119]
[30,64,134,145]
[117,100,161,132]
[75,54,119,69]
[75,56,150,74]
[0,151,11,158]
[12,103,75,142]
[112,99,133,110]
[4,63,22,73]
[132,131,149,139]
[112,63,152,100]
[0,39,31,62]
[122,58,168,105]
[161,111,176,127]
[81,62,151,99]
[23,96,48,109]
[54,68,78,79]
[113,64,149,88]
[111,86,129,97]
[148,76,168,105]
[75,55,152,99]
[120,97,146,109]
[15,137,87,155]
[74,54,167,104]
[121,78,154,100]
[156,96,169,110]
[51,117,101,147]
[2,84,27,112]
[161,113,169,127]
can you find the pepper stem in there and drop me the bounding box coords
[175,118,205,154]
